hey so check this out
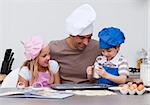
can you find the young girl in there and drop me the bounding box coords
[86,27,129,86]
[17,36,60,87]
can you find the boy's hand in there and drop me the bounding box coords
[86,66,93,75]
[96,67,108,78]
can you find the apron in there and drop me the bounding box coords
[97,66,119,86]
[32,71,50,87]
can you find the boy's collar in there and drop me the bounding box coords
[108,51,122,65]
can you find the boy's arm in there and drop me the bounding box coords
[96,67,127,84]
[105,73,127,84]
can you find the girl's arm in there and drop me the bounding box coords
[49,60,60,84]
[17,67,31,87]
[54,72,60,84]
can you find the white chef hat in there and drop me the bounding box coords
[65,4,96,36]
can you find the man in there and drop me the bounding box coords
[49,4,101,84]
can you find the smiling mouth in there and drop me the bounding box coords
[45,61,49,64]
[79,45,86,50]
[80,43,87,47]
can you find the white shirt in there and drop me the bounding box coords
[95,52,129,76]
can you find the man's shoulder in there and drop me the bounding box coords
[49,39,67,54]
[88,39,99,47]
[87,39,100,50]
[85,39,101,56]
[49,39,66,49]
[49,39,65,46]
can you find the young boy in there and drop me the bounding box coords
[86,27,129,86]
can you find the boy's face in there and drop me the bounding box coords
[38,46,50,67]
[101,46,120,61]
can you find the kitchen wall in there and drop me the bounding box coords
[0,0,148,69]
[148,0,150,58]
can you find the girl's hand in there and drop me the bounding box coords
[86,66,93,75]
[17,82,25,88]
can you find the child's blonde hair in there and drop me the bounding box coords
[21,57,54,85]
[21,36,54,85]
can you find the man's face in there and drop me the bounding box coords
[72,34,92,51]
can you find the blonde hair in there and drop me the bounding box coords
[21,55,54,86]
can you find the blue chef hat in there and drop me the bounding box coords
[98,27,125,48]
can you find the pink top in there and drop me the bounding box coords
[32,71,50,87]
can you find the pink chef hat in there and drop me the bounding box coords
[22,36,48,60]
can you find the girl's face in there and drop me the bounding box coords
[38,46,50,67]
[101,46,120,61]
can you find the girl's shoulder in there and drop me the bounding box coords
[19,66,31,80]
[20,66,30,72]
[19,66,30,76]
[49,60,60,74]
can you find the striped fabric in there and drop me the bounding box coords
[95,52,129,76]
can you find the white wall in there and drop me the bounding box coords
[0,0,3,64]
[148,0,150,58]
[0,0,148,69]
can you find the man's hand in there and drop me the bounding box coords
[86,66,93,75]
[86,66,94,82]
